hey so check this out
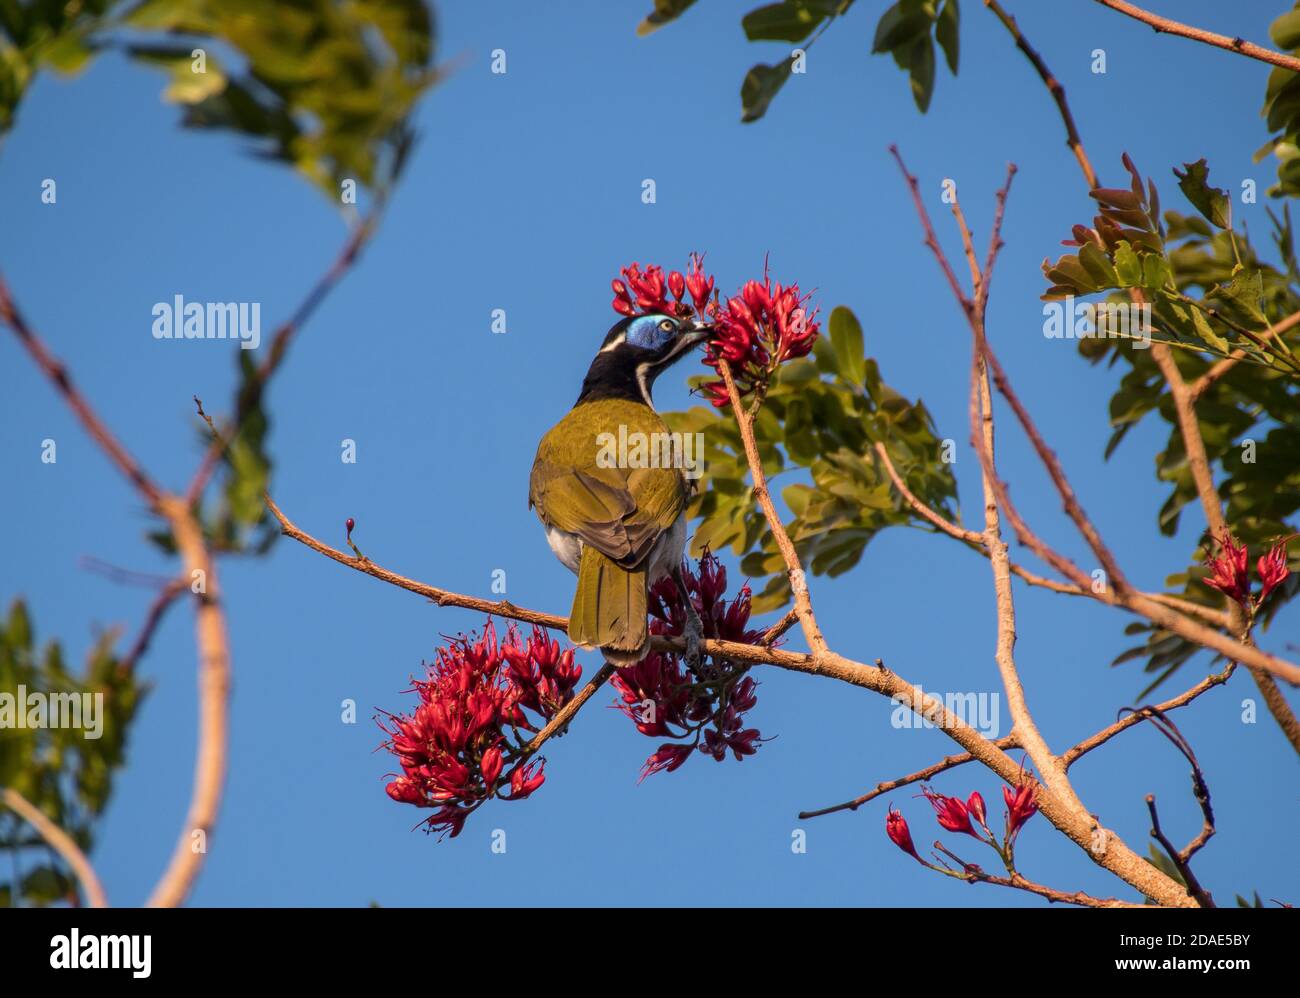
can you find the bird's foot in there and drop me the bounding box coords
[683,613,703,675]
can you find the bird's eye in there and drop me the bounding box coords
[659,319,675,333]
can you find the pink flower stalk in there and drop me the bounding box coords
[379,621,581,837]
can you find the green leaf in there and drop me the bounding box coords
[829,306,865,385]
[1271,9,1300,50]
[935,0,959,74]
[1211,267,1268,326]
[1113,241,1141,287]
[742,2,827,42]
[1173,159,1231,230]
[19,865,73,906]
[872,2,931,53]
[907,35,935,113]
[740,55,795,123]
[636,0,699,35]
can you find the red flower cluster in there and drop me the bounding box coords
[702,264,820,407]
[1203,532,1291,610]
[611,255,716,321]
[380,621,580,837]
[610,550,769,780]
[607,257,820,407]
[922,788,982,839]
[886,775,1039,866]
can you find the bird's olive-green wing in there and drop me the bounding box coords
[530,420,686,570]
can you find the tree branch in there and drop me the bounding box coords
[985,1,1099,188]
[186,212,380,504]
[1189,308,1300,401]
[1062,661,1236,767]
[144,496,231,908]
[717,359,829,657]
[0,275,163,507]
[266,497,1196,905]
[1,787,108,908]
[798,736,1018,819]
[3,273,231,907]
[873,441,1228,626]
[1093,0,1300,74]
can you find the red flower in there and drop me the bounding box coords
[702,261,820,407]
[685,253,715,312]
[967,791,987,827]
[611,259,716,322]
[480,745,503,787]
[1257,541,1290,605]
[1204,532,1250,607]
[379,621,580,837]
[640,743,694,781]
[886,805,920,859]
[505,759,546,800]
[921,787,979,838]
[612,550,770,779]
[1003,780,1038,842]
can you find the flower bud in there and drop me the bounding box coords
[480,745,503,786]
[886,805,919,859]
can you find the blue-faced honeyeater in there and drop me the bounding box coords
[529,313,712,664]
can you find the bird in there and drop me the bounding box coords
[529,312,712,665]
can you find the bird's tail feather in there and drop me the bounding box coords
[569,547,648,664]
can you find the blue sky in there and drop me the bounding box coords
[2,1,1296,907]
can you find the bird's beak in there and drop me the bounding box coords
[652,320,715,368]
[680,319,714,346]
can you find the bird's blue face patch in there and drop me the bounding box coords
[625,314,679,351]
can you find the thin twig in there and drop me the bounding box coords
[974,871,1154,908]
[0,275,164,507]
[717,359,829,657]
[873,441,1228,626]
[1,788,108,908]
[1190,308,1300,401]
[1146,795,1213,908]
[798,736,1018,819]
[186,214,380,504]
[1093,0,1300,74]
[984,1,1098,189]
[118,577,189,677]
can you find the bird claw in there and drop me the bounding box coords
[683,615,703,674]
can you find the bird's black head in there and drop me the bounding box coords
[576,312,713,408]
